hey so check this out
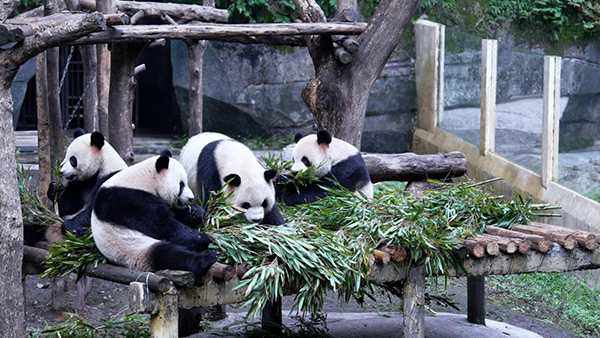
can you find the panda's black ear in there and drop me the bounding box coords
[90,132,105,150]
[155,155,170,173]
[294,132,304,143]
[316,130,332,146]
[264,169,277,182]
[224,174,241,187]
[73,128,85,139]
[160,149,172,158]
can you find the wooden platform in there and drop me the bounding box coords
[22,221,600,338]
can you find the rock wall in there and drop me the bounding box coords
[171,41,416,153]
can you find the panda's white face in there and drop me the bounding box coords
[60,134,103,183]
[291,134,332,178]
[156,158,195,208]
[223,172,276,223]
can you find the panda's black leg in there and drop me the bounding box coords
[149,242,217,279]
[162,222,211,252]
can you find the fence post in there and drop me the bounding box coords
[415,20,444,132]
[480,39,497,156]
[542,56,561,188]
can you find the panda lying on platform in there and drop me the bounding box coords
[180,132,285,226]
[279,130,373,205]
[91,153,217,277]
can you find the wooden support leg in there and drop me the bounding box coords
[467,275,486,325]
[261,297,282,334]
[403,264,425,338]
[150,287,178,338]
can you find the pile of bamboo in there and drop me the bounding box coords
[367,222,600,265]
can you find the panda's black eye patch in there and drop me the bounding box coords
[242,202,251,209]
[261,199,268,208]
[178,181,185,196]
[69,156,77,168]
[301,156,311,167]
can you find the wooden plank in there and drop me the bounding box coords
[467,275,485,325]
[415,19,442,132]
[177,278,247,309]
[542,55,561,188]
[480,39,497,156]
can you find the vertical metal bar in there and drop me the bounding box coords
[542,56,561,188]
[480,39,497,156]
[467,275,486,325]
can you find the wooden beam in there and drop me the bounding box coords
[415,19,443,132]
[80,0,228,23]
[480,39,497,156]
[73,22,367,45]
[542,55,561,188]
[403,264,425,338]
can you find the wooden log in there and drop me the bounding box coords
[471,235,499,256]
[530,222,598,250]
[476,234,517,254]
[381,245,407,262]
[486,226,551,252]
[156,270,195,288]
[362,151,467,183]
[236,264,251,278]
[105,13,130,26]
[452,245,469,259]
[331,7,358,23]
[372,249,391,265]
[515,238,532,254]
[342,37,359,54]
[74,22,368,45]
[85,263,173,293]
[80,0,228,23]
[511,224,577,250]
[199,262,235,284]
[334,46,352,64]
[464,239,485,258]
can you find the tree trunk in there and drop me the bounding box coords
[0,76,25,338]
[80,45,98,132]
[36,53,52,208]
[108,43,144,165]
[293,0,422,148]
[96,0,113,137]
[185,39,207,136]
[45,0,65,162]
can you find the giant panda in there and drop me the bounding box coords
[91,153,217,277]
[53,130,128,238]
[179,132,285,225]
[279,130,373,205]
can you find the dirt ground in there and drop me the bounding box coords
[24,273,581,338]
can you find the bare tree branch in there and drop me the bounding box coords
[0,0,21,22]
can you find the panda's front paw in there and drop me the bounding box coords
[47,182,57,202]
[189,205,206,222]
[62,219,90,238]
[197,232,212,251]
[194,251,219,281]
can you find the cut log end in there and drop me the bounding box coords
[372,249,391,265]
[381,245,407,262]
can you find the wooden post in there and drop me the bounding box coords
[150,286,178,338]
[542,55,561,188]
[96,0,113,137]
[467,275,486,325]
[415,20,444,132]
[403,264,425,338]
[35,53,52,208]
[261,298,283,334]
[480,39,497,156]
